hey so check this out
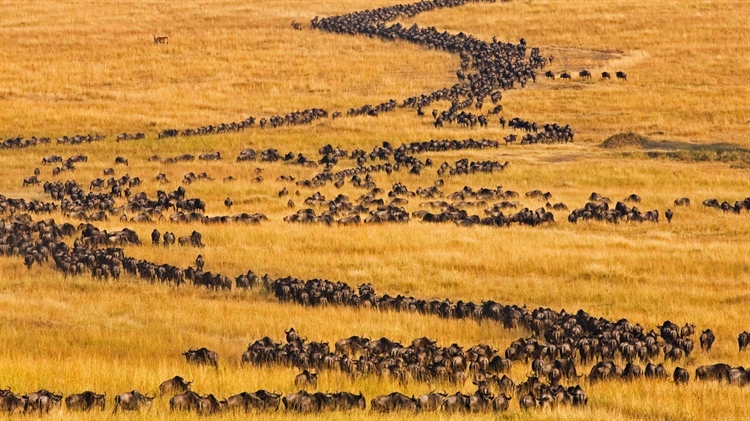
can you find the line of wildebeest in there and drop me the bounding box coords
[4,210,750,416]
[0,0,590,154]
[13,135,750,231]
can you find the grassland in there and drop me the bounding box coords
[2,0,750,420]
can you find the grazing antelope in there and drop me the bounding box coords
[153,35,169,44]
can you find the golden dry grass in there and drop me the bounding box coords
[2,0,750,420]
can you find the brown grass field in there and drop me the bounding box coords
[2,0,750,419]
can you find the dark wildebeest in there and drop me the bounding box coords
[332,392,365,411]
[225,393,256,412]
[115,156,129,166]
[673,367,689,384]
[625,194,641,203]
[183,348,218,368]
[696,363,731,382]
[644,363,669,379]
[113,390,154,412]
[702,198,720,208]
[700,329,716,351]
[159,376,193,397]
[442,392,470,413]
[335,335,369,356]
[544,70,555,80]
[163,232,176,246]
[282,390,309,411]
[602,71,611,79]
[416,391,446,412]
[370,392,416,413]
[294,369,318,389]
[170,391,200,411]
[24,390,62,413]
[282,390,333,412]
[579,69,592,79]
[468,391,493,412]
[492,394,511,412]
[224,198,233,209]
[23,175,40,186]
[665,209,673,223]
[197,394,224,415]
[151,229,160,245]
[519,393,536,410]
[0,389,26,414]
[674,197,690,206]
[560,72,571,80]
[739,331,750,351]
[623,363,643,381]
[195,255,205,271]
[285,327,300,343]
[729,367,750,386]
[65,391,106,411]
[616,71,627,80]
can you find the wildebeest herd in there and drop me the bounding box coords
[1,0,748,418]
[0,0,593,151]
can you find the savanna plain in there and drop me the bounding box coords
[1,0,750,420]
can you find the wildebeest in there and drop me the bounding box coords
[224,198,233,209]
[616,71,627,80]
[197,394,224,414]
[739,331,750,351]
[578,69,591,79]
[225,390,281,412]
[0,389,26,414]
[115,156,129,166]
[442,391,469,413]
[624,194,641,203]
[183,347,218,368]
[23,175,40,186]
[159,376,193,397]
[700,329,715,351]
[285,327,300,343]
[370,392,416,413]
[332,391,365,410]
[673,367,689,384]
[113,390,154,412]
[665,209,673,223]
[163,231,176,246]
[65,391,106,411]
[560,72,571,80]
[294,369,318,389]
[519,393,536,410]
[415,391,446,412]
[696,363,731,382]
[674,197,691,206]
[602,71,611,79]
[644,363,669,380]
[178,231,204,247]
[170,391,201,411]
[23,390,62,413]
